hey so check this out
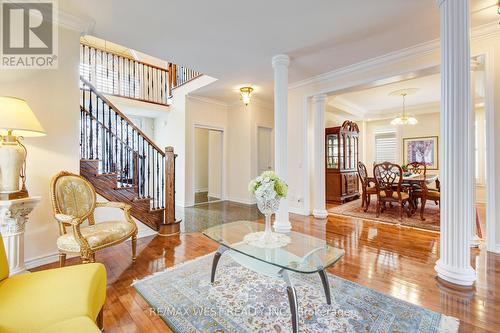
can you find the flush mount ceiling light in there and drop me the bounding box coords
[240,87,254,106]
[389,88,419,126]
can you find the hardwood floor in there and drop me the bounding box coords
[34,202,499,333]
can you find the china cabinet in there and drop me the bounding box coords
[325,121,360,203]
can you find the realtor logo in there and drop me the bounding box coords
[1,0,58,68]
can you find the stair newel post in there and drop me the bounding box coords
[158,146,181,236]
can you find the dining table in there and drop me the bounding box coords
[368,174,439,220]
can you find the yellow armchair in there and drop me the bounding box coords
[0,237,106,333]
[50,171,138,265]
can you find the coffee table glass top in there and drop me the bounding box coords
[203,220,344,274]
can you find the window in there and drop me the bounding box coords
[375,130,397,164]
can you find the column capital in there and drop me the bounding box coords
[312,94,328,104]
[272,54,290,68]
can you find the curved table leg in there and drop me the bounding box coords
[281,270,299,333]
[211,246,228,283]
[318,269,331,304]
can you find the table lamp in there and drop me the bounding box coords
[0,97,46,200]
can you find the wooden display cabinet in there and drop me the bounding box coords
[325,121,360,203]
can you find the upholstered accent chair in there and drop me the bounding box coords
[0,237,106,332]
[50,171,138,266]
[373,162,413,221]
[357,161,377,212]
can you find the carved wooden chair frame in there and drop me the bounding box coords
[50,171,138,266]
[357,161,377,212]
[373,162,412,221]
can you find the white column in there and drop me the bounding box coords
[470,60,480,248]
[0,197,41,275]
[272,54,292,232]
[312,94,328,219]
[434,0,476,286]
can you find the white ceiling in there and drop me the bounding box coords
[331,74,442,118]
[62,0,498,104]
[329,65,486,120]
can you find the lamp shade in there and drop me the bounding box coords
[0,97,45,137]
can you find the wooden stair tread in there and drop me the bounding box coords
[95,172,117,177]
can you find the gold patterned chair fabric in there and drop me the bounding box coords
[50,171,138,266]
[357,161,378,212]
[373,162,413,221]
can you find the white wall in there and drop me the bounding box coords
[226,102,274,205]
[184,96,229,206]
[364,111,441,176]
[287,29,500,252]
[194,128,209,192]
[154,75,217,207]
[0,27,81,264]
[208,130,223,198]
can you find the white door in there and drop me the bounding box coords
[257,126,274,175]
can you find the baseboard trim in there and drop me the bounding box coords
[489,244,500,254]
[25,229,157,270]
[289,206,310,216]
[227,197,256,205]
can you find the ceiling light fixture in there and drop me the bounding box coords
[389,88,419,126]
[240,87,253,106]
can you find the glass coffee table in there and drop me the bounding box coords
[203,220,344,333]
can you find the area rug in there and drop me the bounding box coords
[133,253,458,332]
[328,199,440,232]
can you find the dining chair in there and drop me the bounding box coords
[410,181,440,220]
[357,161,377,212]
[373,162,412,221]
[402,161,426,195]
[50,171,138,266]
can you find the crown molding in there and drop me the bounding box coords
[56,8,95,35]
[187,94,229,108]
[227,97,274,110]
[289,21,500,91]
[329,96,367,117]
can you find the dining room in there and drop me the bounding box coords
[324,59,488,243]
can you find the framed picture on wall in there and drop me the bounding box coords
[402,136,439,170]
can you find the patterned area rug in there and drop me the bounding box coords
[329,199,440,232]
[133,253,457,332]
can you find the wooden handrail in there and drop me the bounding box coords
[80,106,145,159]
[80,76,165,156]
[168,63,203,94]
[81,42,168,72]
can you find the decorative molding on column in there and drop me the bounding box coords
[0,197,41,276]
[312,94,328,104]
[312,94,328,219]
[272,54,290,68]
[434,0,477,286]
[272,54,292,232]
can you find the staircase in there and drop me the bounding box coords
[79,76,178,233]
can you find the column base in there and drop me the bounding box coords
[312,209,328,219]
[435,259,476,286]
[469,235,481,248]
[274,220,292,233]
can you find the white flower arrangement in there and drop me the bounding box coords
[248,171,288,202]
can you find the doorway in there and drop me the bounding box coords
[194,127,223,204]
[257,126,274,175]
